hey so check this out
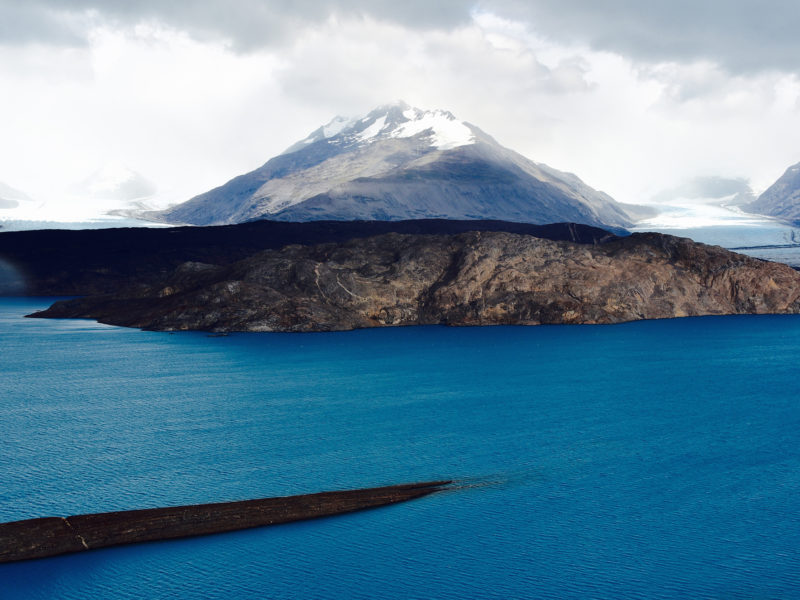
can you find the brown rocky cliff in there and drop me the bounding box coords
[29,231,800,331]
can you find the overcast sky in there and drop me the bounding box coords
[1,0,799,212]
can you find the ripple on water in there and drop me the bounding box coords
[2,299,800,598]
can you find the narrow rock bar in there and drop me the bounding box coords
[0,481,451,563]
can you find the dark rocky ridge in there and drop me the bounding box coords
[0,219,617,296]
[0,481,450,563]
[30,230,800,332]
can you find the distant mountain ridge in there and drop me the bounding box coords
[0,181,32,210]
[70,164,157,203]
[157,102,632,231]
[745,161,800,224]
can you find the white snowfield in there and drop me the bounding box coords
[0,164,159,224]
[391,108,475,150]
[306,104,476,150]
[322,115,357,139]
[357,115,388,141]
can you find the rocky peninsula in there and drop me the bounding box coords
[29,230,800,332]
[0,219,615,296]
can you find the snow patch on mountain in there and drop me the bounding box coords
[322,116,356,139]
[357,115,388,141]
[287,103,475,154]
[390,109,474,150]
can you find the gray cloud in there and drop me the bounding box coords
[0,1,86,46]
[0,0,472,49]
[2,0,799,74]
[494,0,800,74]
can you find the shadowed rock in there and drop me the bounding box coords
[29,230,800,332]
[0,219,617,296]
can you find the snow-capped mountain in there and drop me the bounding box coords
[283,105,476,155]
[0,181,33,210]
[64,164,160,220]
[0,181,49,226]
[0,166,162,229]
[70,164,157,204]
[159,102,632,230]
[653,176,756,206]
[745,161,800,224]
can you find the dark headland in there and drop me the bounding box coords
[0,219,616,296]
[5,218,800,332]
[0,481,451,563]
[27,228,800,332]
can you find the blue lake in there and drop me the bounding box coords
[2,298,800,599]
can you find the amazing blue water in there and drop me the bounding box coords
[2,298,800,599]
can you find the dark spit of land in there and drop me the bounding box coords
[0,481,451,563]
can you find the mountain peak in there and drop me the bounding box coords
[0,181,32,203]
[744,159,800,224]
[160,103,632,231]
[284,102,475,155]
[70,163,156,202]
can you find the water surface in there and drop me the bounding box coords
[2,299,799,598]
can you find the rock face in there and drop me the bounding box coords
[31,231,800,332]
[157,102,632,232]
[745,161,800,223]
[0,219,617,296]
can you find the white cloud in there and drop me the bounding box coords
[0,24,293,206]
[0,4,799,219]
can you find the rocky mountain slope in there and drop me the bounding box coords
[31,230,800,332]
[157,102,632,231]
[745,161,800,223]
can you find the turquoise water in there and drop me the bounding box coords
[2,298,800,599]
